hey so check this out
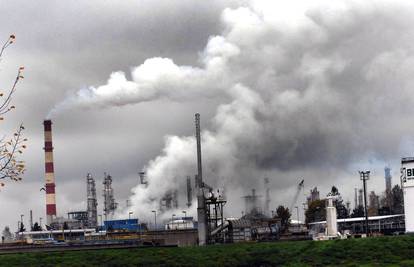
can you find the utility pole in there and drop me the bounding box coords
[359,171,370,236]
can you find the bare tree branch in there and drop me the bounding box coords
[0,34,26,186]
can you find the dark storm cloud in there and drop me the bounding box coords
[0,0,235,229]
[0,0,413,227]
[52,1,413,219]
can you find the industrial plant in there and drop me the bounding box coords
[0,115,412,251]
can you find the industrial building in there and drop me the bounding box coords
[243,189,262,216]
[308,214,405,237]
[16,229,97,243]
[401,157,414,233]
[19,115,406,250]
[165,218,194,230]
[104,219,142,232]
[307,187,320,205]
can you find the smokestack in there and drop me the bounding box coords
[354,188,358,209]
[195,113,207,246]
[29,210,33,231]
[195,113,203,185]
[43,120,57,225]
[264,178,270,216]
[186,176,192,208]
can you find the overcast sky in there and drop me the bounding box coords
[0,0,413,230]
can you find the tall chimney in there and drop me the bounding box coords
[195,113,207,245]
[44,120,57,225]
[186,176,192,208]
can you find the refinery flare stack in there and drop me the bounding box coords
[43,120,57,225]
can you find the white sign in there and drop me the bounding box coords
[402,158,414,233]
[401,160,414,188]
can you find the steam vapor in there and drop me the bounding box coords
[49,0,414,219]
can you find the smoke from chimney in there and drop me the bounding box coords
[48,1,414,219]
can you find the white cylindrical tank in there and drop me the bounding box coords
[326,196,338,237]
[165,219,194,230]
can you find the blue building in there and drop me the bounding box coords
[103,219,143,231]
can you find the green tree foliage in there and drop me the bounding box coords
[391,184,404,214]
[32,222,42,231]
[305,199,326,224]
[275,205,291,232]
[351,205,365,217]
[329,186,349,219]
[2,226,13,241]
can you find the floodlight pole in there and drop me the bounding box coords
[359,171,370,236]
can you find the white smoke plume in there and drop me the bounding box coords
[50,0,414,220]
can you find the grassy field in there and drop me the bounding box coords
[1,235,414,267]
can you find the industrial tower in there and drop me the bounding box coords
[43,120,57,225]
[358,189,363,207]
[264,178,270,216]
[186,176,192,208]
[243,189,262,215]
[103,173,117,220]
[139,171,148,186]
[354,188,358,209]
[86,173,98,228]
[195,113,207,246]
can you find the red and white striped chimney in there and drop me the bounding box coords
[43,120,57,225]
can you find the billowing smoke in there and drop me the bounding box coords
[50,0,414,220]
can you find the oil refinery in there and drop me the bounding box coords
[0,113,407,252]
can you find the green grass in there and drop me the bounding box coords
[1,235,414,266]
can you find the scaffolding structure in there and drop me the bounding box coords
[103,173,118,220]
[139,171,148,186]
[205,191,227,244]
[86,173,98,228]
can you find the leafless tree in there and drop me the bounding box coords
[0,34,26,186]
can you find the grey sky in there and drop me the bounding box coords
[0,0,412,229]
